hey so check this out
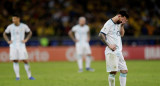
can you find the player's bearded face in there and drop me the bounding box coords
[117,16,127,24]
[12,17,20,25]
[79,19,86,26]
[116,20,122,24]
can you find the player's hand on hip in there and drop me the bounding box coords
[22,39,28,43]
[108,44,117,51]
[87,38,90,42]
[7,41,12,44]
[74,39,79,43]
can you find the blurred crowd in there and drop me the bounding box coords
[0,0,160,37]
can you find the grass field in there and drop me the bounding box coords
[0,60,160,86]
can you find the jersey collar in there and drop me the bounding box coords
[111,19,116,24]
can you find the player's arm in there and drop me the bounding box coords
[98,32,108,46]
[87,31,90,42]
[99,32,116,51]
[22,31,32,43]
[68,30,77,42]
[3,32,12,44]
[120,24,125,37]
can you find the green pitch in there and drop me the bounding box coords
[0,60,160,86]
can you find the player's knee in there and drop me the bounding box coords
[76,55,82,59]
[110,71,117,75]
[13,60,18,63]
[126,70,128,73]
[87,54,91,57]
[119,70,128,77]
[22,60,28,64]
[120,70,128,74]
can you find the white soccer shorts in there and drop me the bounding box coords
[105,52,127,72]
[75,42,91,55]
[9,47,28,60]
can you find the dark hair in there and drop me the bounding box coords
[118,10,129,19]
[12,13,21,18]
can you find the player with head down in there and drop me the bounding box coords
[99,10,129,86]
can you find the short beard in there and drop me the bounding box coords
[116,20,122,24]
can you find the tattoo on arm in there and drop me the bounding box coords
[98,33,109,46]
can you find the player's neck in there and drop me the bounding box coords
[111,16,118,24]
[79,24,85,26]
[14,22,20,26]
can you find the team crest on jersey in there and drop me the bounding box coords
[116,31,121,36]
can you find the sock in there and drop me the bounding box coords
[77,55,83,70]
[13,62,20,78]
[119,73,127,86]
[86,55,91,68]
[24,63,32,78]
[108,74,115,86]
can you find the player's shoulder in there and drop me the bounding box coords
[71,24,78,31]
[73,24,80,28]
[7,23,14,27]
[71,24,76,28]
[105,19,114,26]
[72,24,81,30]
[6,23,14,29]
[84,24,89,28]
[20,23,28,27]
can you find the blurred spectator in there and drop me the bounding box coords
[0,0,160,37]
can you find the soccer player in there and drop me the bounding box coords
[99,10,129,86]
[68,17,94,72]
[3,14,35,80]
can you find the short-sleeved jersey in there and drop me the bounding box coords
[100,19,122,53]
[71,24,89,43]
[5,23,30,48]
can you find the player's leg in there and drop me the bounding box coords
[22,60,35,80]
[86,54,91,69]
[13,60,20,80]
[75,43,83,72]
[118,52,128,86]
[105,53,118,86]
[77,54,83,72]
[119,70,128,86]
[85,54,95,72]
[10,47,20,80]
[85,43,91,69]
[19,47,35,80]
[108,71,117,86]
[85,43,94,71]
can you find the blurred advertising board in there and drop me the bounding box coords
[0,46,160,62]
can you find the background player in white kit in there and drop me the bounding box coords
[3,14,35,80]
[99,10,129,86]
[68,17,94,72]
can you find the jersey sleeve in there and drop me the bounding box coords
[5,26,11,33]
[86,25,89,32]
[100,23,111,35]
[71,26,76,32]
[24,24,31,32]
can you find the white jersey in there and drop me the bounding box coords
[71,24,89,43]
[100,19,122,54]
[5,23,30,48]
